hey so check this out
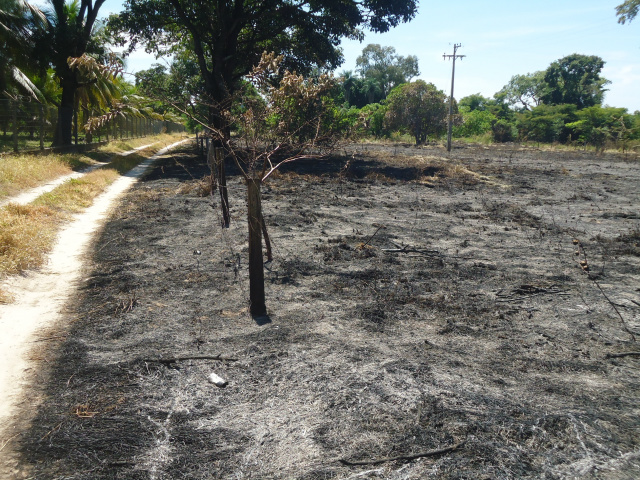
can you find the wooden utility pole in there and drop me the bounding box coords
[443,44,465,152]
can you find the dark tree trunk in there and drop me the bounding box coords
[209,101,231,227]
[218,149,230,227]
[53,79,76,146]
[246,177,266,317]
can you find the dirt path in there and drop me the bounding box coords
[0,142,158,209]
[0,139,189,446]
[2,143,640,479]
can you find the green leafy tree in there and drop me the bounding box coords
[355,44,419,98]
[359,102,388,138]
[541,54,610,109]
[516,104,577,143]
[459,93,491,112]
[384,80,447,145]
[113,0,417,225]
[454,108,496,137]
[496,71,545,111]
[113,0,418,129]
[616,0,639,23]
[566,106,636,151]
[491,119,517,143]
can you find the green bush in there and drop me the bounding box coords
[516,104,577,143]
[454,108,496,137]
[491,119,517,143]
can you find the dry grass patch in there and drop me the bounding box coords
[97,133,185,155]
[176,176,213,197]
[32,169,119,213]
[368,150,500,187]
[0,203,61,279]
[0,169,119,301]
[0,153,95,200]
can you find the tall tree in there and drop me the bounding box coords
[541,54,610,110]
[355,43,419,97]
[113,0,417,226]
[384,80,448,145]
[495,72,545,111]
[113,0,418,128]
[33,0,108,145]
[459,93,492,112]
[616,0,639,23]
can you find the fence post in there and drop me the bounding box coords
[39,104,45,150]
[73,108,78,146]
[12,100,19,153]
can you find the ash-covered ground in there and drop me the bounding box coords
[4,141,640,479]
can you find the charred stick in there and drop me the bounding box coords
[339,441,464,467]
[146,355,238,365]
[605,352,640,359]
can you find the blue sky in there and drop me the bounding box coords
[98,0,639,112]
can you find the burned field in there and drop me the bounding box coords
[6,142,640,479]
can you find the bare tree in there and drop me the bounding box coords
[206,53,341,317]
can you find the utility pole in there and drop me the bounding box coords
[443,44,465,152]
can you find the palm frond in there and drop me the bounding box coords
[10,65,44,101]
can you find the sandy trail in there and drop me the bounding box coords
[0,142,158,209]
[0,139,189,428]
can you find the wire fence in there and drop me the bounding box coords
[0,98,186,154]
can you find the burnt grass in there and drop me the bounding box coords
[5,142,640,479]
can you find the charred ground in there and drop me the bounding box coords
[4,142,640,479]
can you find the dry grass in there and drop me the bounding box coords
[0,169,119,302]
[0,136,181,302]
[175,175,214,197]
[97,133,185,155]
[0,135,190,302]
[366,150,503,187]
[32,169,119,213]
[0,153,95,200]
[0,203,61,281]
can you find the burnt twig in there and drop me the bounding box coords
[339,441,464,467]
[145,355,239,367]
[362,224,386,248]
[605,352,640,359]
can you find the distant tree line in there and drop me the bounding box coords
[330,49,640,150]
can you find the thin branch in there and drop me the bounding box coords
[144,355,239,365]
[339,442,464,467]
[605,352,640,359]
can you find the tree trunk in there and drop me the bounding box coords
[247,177,266,317]
[208,102,232,227]
[52,79,76,146]
[211,139,230,227]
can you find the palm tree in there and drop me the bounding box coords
[0,0,46,99]
[34,0,107,145]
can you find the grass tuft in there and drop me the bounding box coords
[0,203,61,277]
